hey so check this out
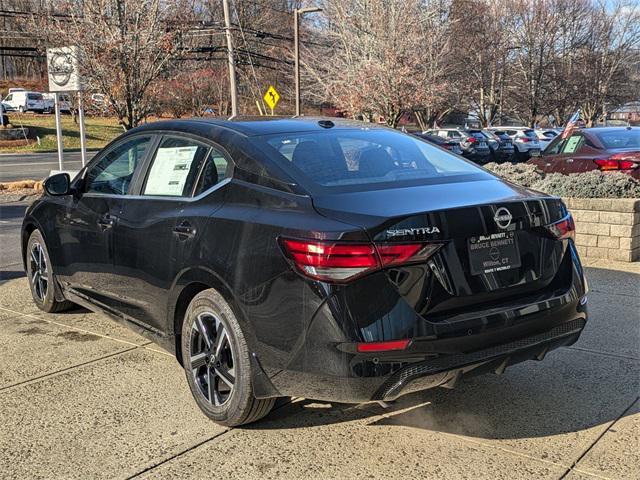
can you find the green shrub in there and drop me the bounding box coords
[484,162,640,198]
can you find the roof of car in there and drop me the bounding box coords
[580,126,638,131]
[130,116,390,137]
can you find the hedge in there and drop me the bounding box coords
[483,162,640,198]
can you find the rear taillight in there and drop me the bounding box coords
[467,137,477,144]
[280,238,442,283]
[546,214,575,241]
[594,153,640,171]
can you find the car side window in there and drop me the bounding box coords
[85,136,151,195]
[544,135,565,155]
[561,134,584,154]
[143,137,211,197]
[193,148,230,196]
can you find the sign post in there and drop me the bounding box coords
[263,85,280,115]
[53,93,63,171]
[77,93,87,166]
[47,46,84,171]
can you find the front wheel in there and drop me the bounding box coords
[26,230,74,313]
[181,289,275,426]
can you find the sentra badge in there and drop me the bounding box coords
[386,227,440,237]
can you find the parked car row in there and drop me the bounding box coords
[414,124,638,180]
[414,126,567,165]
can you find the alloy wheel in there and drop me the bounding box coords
[189,312,235,406]
[29,242,48,302]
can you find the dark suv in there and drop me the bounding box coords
[426,128,491,163]
[482,130,515,162]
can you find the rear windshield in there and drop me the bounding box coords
[467,131,486,139]
[524,130,537,138]
[257,129,491,191]
[594,129,640,149]
[27,93,42,100]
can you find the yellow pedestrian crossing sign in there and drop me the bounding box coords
[263,85,280,112]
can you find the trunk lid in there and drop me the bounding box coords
[313,178,570,317]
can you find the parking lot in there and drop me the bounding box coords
[1,199,639,480]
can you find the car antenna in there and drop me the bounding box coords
[318,120,334,129]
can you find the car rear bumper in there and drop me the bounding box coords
[266,295,587,403]
[373,316,585,401]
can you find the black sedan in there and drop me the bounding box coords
[22,117,588,426]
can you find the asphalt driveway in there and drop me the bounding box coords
[0,259,638,479]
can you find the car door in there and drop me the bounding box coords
[111,134,231,332]
[531,134,566,172]
[56,134,155,312]
[544,132,588,174]
[555,133,602,174]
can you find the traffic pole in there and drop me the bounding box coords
[54,92,64,171]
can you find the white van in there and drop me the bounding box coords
[2,91,45,113]
[43,93,72,113]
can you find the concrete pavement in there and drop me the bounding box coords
[0,151,97,182]
[0,200,638,479]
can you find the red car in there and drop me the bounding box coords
[529,127,640,179]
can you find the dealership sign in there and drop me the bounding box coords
[47,46,83,92]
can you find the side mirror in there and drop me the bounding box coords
[44,173,71,196]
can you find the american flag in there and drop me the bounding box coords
[561,109,581,139]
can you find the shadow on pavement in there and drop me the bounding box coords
[0,270,25,283]
[0,204,29,220]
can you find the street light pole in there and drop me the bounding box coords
[294,7,322,117]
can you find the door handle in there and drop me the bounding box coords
[173,221,196,239]
[97,214,117,231]
[566,158,574,163]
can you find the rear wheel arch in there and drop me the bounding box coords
[170,268,251,366]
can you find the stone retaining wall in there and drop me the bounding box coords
[566,198,640,262]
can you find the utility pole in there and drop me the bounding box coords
[222,0,238,118]
[294,7,322,117]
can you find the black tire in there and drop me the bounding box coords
[181,289,275,427]
[26,230,74,313]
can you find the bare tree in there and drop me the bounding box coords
[37,0,195,129]
[156,64,231,117]
[575,1,640,125]
[412,0,456,130]
[305,0,429,127]
[449,0,515,127]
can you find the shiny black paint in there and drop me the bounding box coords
[22,117,588,403]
